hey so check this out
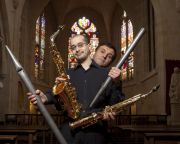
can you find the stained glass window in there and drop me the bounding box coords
[35,14,46,79]
[120,11,134,80]
[68,17,99,68]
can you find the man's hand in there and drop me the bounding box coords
[108,67,121,82]
[103,112,116,121]
[27,89,48,105]
[103,106,116,121]
[55,76,69,85]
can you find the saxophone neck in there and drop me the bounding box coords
[50,25,65,46]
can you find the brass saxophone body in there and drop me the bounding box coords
[50,26,81,119]
[69,85,160,129]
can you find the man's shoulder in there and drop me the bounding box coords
[97,66,109,73]
[67,68,75,74]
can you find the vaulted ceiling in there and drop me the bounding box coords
[50,0,118,24]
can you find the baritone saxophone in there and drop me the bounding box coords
[69,85,160,129]
[50,25,81,119]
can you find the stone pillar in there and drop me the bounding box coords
[176,0,180,13]
[0,82,3,88]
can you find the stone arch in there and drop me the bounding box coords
[64,7,108,41]
[56,7,108,67]
[20,0,57,84]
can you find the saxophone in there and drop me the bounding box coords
[50,25,81,119]
[69,85,160,129]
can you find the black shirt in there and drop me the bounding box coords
[68,61,108,109]
[46,60,124,144]
[46,60,124,115]
[67,60,123,116]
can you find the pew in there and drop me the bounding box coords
[144,132,180,144]
[116,125,180,144]
[0,135,17,144]
[0,129,37,144]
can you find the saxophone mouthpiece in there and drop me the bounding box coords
[152,85,160,92]
[50,25,65,43]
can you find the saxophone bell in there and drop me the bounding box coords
[53,83,66,95]
[53,76,68,95]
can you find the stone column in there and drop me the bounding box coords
[0,82,3,88]
[176,0,180,12]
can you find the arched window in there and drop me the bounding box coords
[120,11,134,80]
[35,14,46,80]
[68,16,99,68]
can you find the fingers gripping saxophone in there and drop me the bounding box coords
[50,26,81,119]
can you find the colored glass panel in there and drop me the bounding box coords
[71,22,83,34]
[35,14,45,79]
[78,17,90,29]
[121,11,134,80]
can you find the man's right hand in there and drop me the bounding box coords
[27,90,48,105]
[55,76,68,85]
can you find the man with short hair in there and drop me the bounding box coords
[93,43,125,102]
[28,34,123,144]
[93,42,117,67]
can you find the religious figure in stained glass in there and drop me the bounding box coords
[68,17,99,68]
[35,14,46,79]
[120,11,134,80]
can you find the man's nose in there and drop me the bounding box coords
[75,48,80,53]
[103,54,108,59]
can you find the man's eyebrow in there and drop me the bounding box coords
[100,48,105,50]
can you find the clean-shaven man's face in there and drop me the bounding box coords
[93,45,115,67]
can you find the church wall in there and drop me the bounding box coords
[0,0,26,114]
[113,0,163,114]
[61,0,117,42]
[111,4,123,58]
[177,0,180,12]
[0,0,59,114]
[0,0,9,114]
[151,0,180,115]
[20,0,60,114]
[118,0,180,115]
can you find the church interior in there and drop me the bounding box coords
[0,0,180,143]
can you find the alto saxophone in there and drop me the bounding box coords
[69,85,160,129]
[50,25,81,119]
